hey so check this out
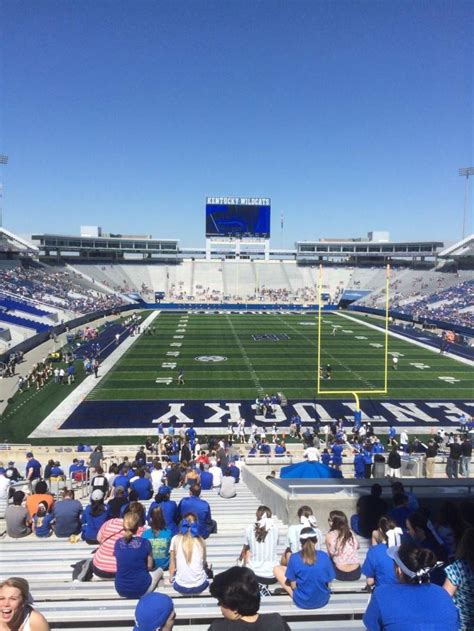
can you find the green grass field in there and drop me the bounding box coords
[89,311,472,402]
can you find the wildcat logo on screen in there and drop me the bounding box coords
[195,355,228,362]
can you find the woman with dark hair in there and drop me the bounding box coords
[435,500,467,561]
[240,506,279,587]
[444,527,474,631]
[208,567,290,630]
[363,543,459,630]
[273,527,335,609]
[362,516,402,589]
[406,511,447,563]
[142,506,172,570]
[325,510,361,581]
[81,490,110,544]
[280,505,323,565]
[32,501,54,538]
[114,511,163,598]
[147,485,178,535]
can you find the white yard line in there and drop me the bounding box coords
[29,311,160,438]
[225,314,264,394]
[336,312,474,367]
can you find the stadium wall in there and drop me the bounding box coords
[0,304,136,365]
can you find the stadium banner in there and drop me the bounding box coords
[59,398,474,431]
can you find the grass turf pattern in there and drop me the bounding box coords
[88,312,472,402]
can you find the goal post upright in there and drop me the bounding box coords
[316,263,391,405]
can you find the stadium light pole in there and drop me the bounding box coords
[0,154,8,228]
[459,167,474,239]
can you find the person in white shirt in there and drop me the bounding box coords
[400,430,409,452]
[303,446,321,462]
[209,464,222,488]
[240,506,278,585]
[0,467,12,501]
[150,462,164,494]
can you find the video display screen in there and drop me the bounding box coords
[206,201,271,238]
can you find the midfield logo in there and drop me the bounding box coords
[195,355,228,362]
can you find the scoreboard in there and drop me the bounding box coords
[206,197,271,238]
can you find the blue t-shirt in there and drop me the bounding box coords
[142,528,172,569]
[285,550,335,609]
[114,536,152,598]
[321,453,331,466]
[361,544,397,586]
[388,506,411,530]
[113,474,131,493]
[200,471,213,490]
[34,513,54,537]
[81,505,110,541]
[147,500,178,535]
[331,444,343,465]
[177,496,212,538]
[26,458,42,480]
[131,477,153,500]
[363,583,460,631]
[228,464,240,482]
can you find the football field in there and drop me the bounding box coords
[88,311,472,403]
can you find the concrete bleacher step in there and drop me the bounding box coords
[35,593,369,626]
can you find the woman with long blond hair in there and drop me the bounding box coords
[0,577,49,630]
[325,509,361,581]
[168,512,209,594]
[113,510,163,599]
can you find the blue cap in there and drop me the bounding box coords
[158,485,171,495]
[133,593,174,631]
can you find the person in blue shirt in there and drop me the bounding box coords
[185,426,197,452]
[363,445,374,479]
[388,426,396,445]
[177,485,217,539]
[147,486,178,535]
[131,469,153,500]
[32,501,54,538]
[81,490,110,544]
[362,517,402,589]
[259,440,271,456]
[248,444,258,457]
[114,511,163,599]
[391,481,419,512]
[227,461,240,483]
[363,543,459,630]
[113,467,131,495]
[274,442,287,457]
[142,506,172,570]
[273,527,335,609]
[331,442,344,471]
[354,450,366,479]
[198,464,213,490]
[25,452,42,486]
[321,449,331,466]
[372,439,385,454]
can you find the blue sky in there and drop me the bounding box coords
[1,0,472,247]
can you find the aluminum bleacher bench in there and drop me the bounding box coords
[37,593,369,628]
[57,621,365,631]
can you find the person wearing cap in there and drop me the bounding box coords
[4,461,22,482]
[81,490,110,544]
[147,486,178,535]
[25,480,55,519]
[273,527,335,609]
[5,491,32,539]
[25,452,42,489]
[133,592,175,631]
[363,542,459,630]
[209,566,290,630]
